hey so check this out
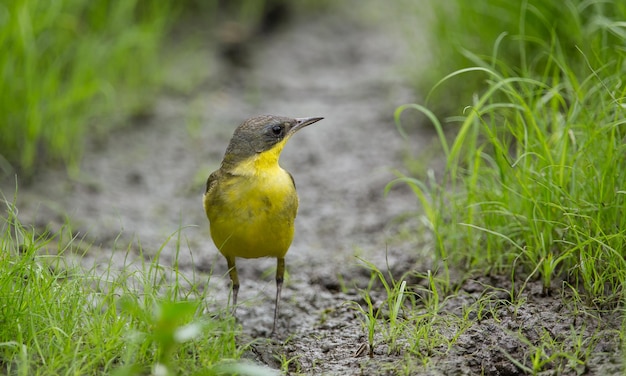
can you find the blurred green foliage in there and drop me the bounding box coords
[0,0,326,179]
[0,0,177,177]
[422,0,626,113]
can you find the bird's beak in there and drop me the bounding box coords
[290,117,324,134]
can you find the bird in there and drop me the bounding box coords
[203,114,323,334]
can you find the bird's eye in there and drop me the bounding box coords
[271,125,283,136]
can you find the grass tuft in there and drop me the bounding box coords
[0,198,247,375]
[393,0,626,302]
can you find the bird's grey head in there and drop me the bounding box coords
[223,115,323,162]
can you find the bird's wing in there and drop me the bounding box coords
[288,171,296,190]
[205,170,220,196]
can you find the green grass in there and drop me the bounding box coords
[0,198,261,375]
[392,0,626,303]
[410,0,626,114]
[350,260,490,373]
[362,0,626,371]
[0,0,177,177]
[350,255,621,374]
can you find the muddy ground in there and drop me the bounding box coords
[2,2,623,375]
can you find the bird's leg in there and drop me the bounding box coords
[226,256,239,315]
[272,257,285,335]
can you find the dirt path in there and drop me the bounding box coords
[4,2,622,375]
[6,2,428,373]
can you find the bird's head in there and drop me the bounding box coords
[222,115,323,166]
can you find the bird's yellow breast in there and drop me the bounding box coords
[204,142,299,259]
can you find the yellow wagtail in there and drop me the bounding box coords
[203,115,323,333]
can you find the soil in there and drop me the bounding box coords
[2,2,622,375]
